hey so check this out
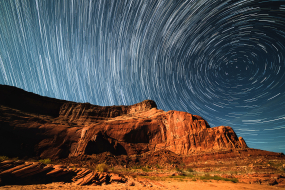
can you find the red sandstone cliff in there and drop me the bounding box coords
[0,85,247,159]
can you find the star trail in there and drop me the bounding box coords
[0,0,285,153]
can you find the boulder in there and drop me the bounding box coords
[268,179,278,186]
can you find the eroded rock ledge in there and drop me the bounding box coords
[0,160,127,186]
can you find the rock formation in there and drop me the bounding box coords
[0,160,127,186]
[0,84,247,159]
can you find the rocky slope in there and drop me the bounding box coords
[0,160,128,186]
[0,84,247,159]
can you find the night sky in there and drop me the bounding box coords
[1,0,285,153]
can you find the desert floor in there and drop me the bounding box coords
[1,179,284,190]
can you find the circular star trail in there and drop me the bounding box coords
[0,0,285,153]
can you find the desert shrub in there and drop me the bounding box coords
[0,156,9,162]
[39,158,52,164]
[132,165,141,169]
[186,168,194,172]
[141,176,166,181]
[199,175,238,183]
[142,165,151,172]
[155,164,163,169]
[203,173,210,177]
[175,167,183,172]
[96,163,109,172]
[168,173,195,180]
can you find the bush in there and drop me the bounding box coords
[0,156,9,162]
[96,163,109,172]
[199,175,238,183]
[39,158,52,164]
[132,165,141,169]
[186,168,194,172]
[155,164,163,169]
[142,165,151,172]
[175,167,183,172]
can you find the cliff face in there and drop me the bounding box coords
[0,85,247,159]
[70,109,247,157]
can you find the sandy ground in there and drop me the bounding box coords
[1,180,285,190]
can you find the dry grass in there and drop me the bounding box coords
[141,173,238,183]
[0,155,9,162]
[39,158,52,164]
[96,163,109,172]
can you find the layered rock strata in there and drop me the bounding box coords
[0,160,127,186]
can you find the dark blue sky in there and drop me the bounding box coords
[1,0,285,153]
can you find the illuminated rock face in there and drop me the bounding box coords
[69,109,247,157]
[0,85,247,159]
